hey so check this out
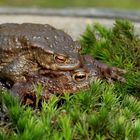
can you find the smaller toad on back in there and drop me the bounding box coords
[0,23,81,83]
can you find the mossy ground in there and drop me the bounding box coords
[0,20,140,140]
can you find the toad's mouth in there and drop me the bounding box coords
[55,60,81,71]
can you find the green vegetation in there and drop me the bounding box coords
[0,20,140,139]
[0,0,140,9]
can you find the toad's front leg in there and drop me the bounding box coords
[93,60,127,83]
[0,55,38,84]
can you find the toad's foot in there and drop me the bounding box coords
[93,60,127,83]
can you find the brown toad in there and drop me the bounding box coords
[7,55,126,105]
[0,23,81,83]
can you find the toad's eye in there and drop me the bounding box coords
[73,71,87,83]
[54,55,67,63]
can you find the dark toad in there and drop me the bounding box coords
[0,23,81,83]
[7,55,126,105]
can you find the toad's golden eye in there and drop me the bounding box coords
[73,71,87,83]
[54,55,67,63]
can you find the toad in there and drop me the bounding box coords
[8,55,126,105]
[0,23,81,84]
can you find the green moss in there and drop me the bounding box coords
[80,20,140,96]
[0,20,140,139]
